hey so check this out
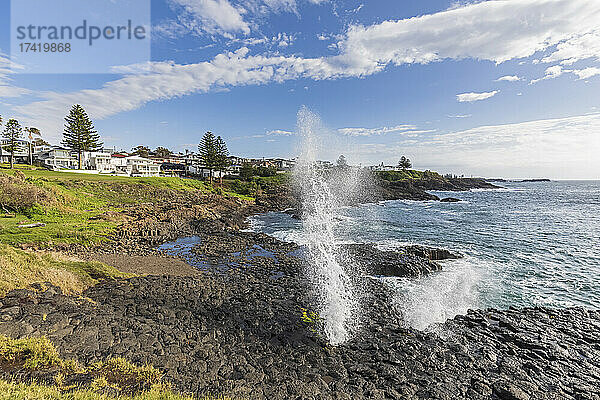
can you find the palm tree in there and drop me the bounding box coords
[25,127,42,165]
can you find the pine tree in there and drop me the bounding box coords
[154,147,172,158]
[2,119,23,169]
[62,104,103,169]
[398,156,412,170]
[131,145,150,158]
[198,131,217,183]
[214,136,230,184]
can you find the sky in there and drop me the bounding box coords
[1,0,599,179]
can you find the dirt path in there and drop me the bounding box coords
[89,253,202,277]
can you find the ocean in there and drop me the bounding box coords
[249,180,600,330]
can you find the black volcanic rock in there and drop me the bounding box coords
[440,197,461,203]
[1,269,598,400]
[342,243,460,277]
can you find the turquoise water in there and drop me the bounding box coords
[250,181,600,329]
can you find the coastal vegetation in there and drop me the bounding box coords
[0,335,197,399]
[0,244,131,296]
[198,131,230,184]
[375,169,444,182]
[398,156,412,170]
[0,381,194,400]
[0,168,247,246]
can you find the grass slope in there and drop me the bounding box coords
[0,244,131,296]
[374,169,445,181]
[0,168,249,246]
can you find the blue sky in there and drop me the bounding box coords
[1,0,599,178]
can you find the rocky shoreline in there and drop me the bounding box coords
[2,178,599,399]
[1,230,599,399]
[257,174,500,217]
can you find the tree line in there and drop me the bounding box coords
[2,105,232,184]
[1,104,103,169]
[0,115,44,169]
[335,154,413,169]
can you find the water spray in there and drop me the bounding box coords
[293,107,359,345]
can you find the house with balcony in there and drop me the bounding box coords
[0,138,30,164]
[92,154,160,177]
[36,147,78,170]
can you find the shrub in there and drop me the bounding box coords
[0,335,183,397]
[89,358,163,393]
[0,335,66,371]
[0,174,55,214]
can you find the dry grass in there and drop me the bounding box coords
[0,173,56,214]
[0,381,197,400]
[0,335,229,399]
[0,244,132,296]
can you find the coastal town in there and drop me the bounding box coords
[0,139,299,179]
[1,104,413,179]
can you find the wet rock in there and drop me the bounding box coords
[343,243,459,277]
[440,197,461,203]
[1,229,597,400]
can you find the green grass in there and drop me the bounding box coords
[0,169,250,246]
[0,244,132,296]
[223,173,290,199]
[375,169,444,182]
[0,335,66,371]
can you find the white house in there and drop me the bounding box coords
[186,164,225,179]
[84,151,112,172]
[90,154,160,177]
[0,138,30,164]
[126,155,161,177]
[370,163,401,172]
[36,147,78,169]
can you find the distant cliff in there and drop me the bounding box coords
[254,169,500,211]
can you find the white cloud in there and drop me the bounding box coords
[331,0,600,76]
[456,91,498,102]
[11,0,600,137]
[496,75,521,82]
[261,0,298,14]
[274,33,295,47]
[420,113,600,179]
[337,125,418,137]
[343,113,600,179]
[447,114,472,118]
[229,32,296,48]
[266,129,295,135]
[541,30,600,65]
[0,86,31,98]
[572,67,600,80]
[530,65,568,84]
[0,53,31,99]
[152,20,190,39]
[169,0,250,38]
